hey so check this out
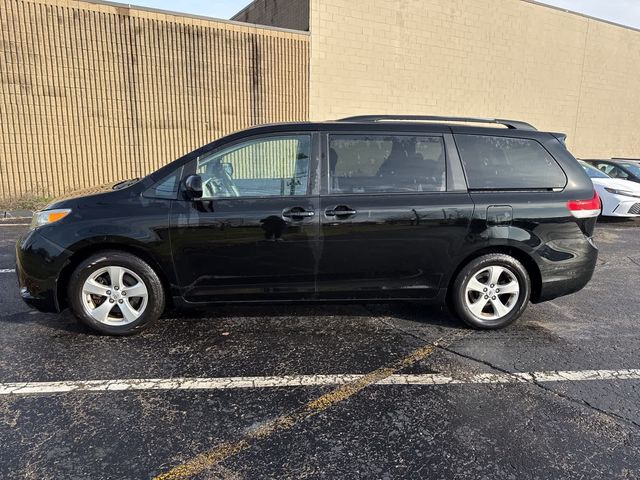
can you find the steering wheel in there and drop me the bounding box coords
[202,174,240,198]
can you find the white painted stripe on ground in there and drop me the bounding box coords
[0,223,29,227]
[0,269,15,273]
[1,370,639,395]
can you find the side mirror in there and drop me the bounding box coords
[184,174,203,199]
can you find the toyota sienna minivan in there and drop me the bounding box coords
[16,116,600,335]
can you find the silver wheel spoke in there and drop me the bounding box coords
[468,298,489,317]
[82,280,110,297]
[467,277,486,293]
[108,266,125,288]
[488,266,503,286]
[90,300,116,323]
[490,297,510,318]
[119,299,141,323]
[499,281,519,295]
[124,282,147,298]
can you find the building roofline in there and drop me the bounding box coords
[231,0,311,32]
[523,0,640,34]
[230,0,257,21]
[231,0,640,35]
[76,0,639,36]
[72,0,309,35]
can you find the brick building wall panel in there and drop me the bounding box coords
[309,0,640,158]
[232,0,309,31]
[0,0,309,199]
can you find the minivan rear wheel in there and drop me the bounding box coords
[452,254,531,329]
[68,251,165,335]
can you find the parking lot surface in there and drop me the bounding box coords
[1,219,639,479]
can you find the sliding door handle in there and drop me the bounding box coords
[325,206,357,217]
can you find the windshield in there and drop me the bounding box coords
[579,161,609,179]
[619,162,640,177]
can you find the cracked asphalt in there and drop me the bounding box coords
[1,219,639,479]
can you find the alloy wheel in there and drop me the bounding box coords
[81,266,149,325]
[464,265,520,322]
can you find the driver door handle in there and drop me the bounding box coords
[282,208,315,219]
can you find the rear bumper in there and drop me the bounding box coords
[534,236,598,303]
[15,229,71,313]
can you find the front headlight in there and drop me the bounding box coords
[604,187,640,198]
[31,209,72,229]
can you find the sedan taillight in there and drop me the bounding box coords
[567,191,601,218]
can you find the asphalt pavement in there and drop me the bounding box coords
[0,219,639,479]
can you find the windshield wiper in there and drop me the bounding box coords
[112,178,140,190]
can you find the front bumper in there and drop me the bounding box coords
[16,229,72,313]
[612,200,640,216]
[604,195,640,217]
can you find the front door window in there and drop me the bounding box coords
[196,135,311,199]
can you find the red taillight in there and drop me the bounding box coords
[567,191,601,218]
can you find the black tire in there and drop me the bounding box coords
[451,253,531,329]
[67,250,165,335]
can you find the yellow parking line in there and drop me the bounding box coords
[155,332,468,480]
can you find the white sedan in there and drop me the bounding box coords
[579,161,640,217]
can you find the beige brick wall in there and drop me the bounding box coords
[0,0,309,199]
[309,0,640,158]
[573,19,640,157]
[232,0,309,31]
[4,0,638,200]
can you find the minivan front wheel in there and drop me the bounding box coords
[68,251,165,335]
[452,254,531,329]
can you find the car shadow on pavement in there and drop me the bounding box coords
[3,302,463,337]
[1,309,96,335]
[597,217,640,227]
[162,302,464,329]
[364,302,465,328]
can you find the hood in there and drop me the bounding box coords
[43,179,141,210]
[591,177,640,193]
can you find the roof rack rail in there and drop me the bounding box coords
[337,115,537,131]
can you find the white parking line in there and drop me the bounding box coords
[0,269,15,273]
[0,223,29,227]
[2,369,639,396]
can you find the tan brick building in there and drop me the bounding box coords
[236,0,640,159]
[2,0,639,200]
[1,0,309,199]
[233,0,309,31]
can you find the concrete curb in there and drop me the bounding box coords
[2,210,33,220]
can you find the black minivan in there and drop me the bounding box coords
[16,116,600,335]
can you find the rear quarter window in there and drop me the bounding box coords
[454,135,566,190]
